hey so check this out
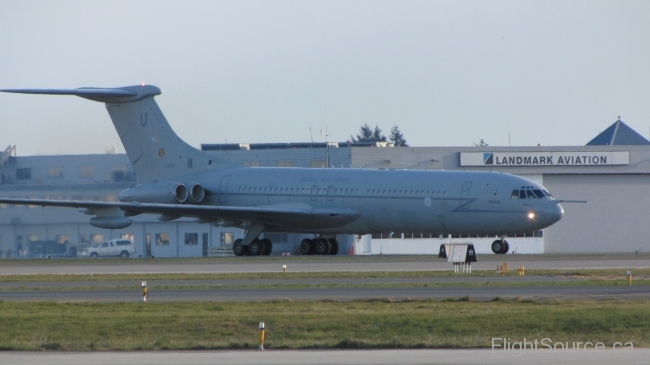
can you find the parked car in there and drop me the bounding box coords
[77,239,136,258]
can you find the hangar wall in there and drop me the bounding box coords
[542,174,650,253]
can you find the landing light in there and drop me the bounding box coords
[528,212,536,219]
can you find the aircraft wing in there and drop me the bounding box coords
[0,198,359,230]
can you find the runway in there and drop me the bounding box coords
[1,255,649,275]
[1,284,649,302]
[1,349,646,365]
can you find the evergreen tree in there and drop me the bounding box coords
[373,125,387,142]
[389,125,408,146]
[351,123,373,142]
[351,123,386,142]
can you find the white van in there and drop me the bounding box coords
[77,239,136,258]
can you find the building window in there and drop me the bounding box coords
[27,234,39,242]
[276,160,294,167]
[56,234,69,244]
[243,161,260,167]
[220,232,234,245]
[79,166,96,178]
[311,160,327,168]
[121,233,135,242]
[110,166,128,182]
[47,167,64,179]
[185,233,198,245]
[90,234,104,243]
[16,168,31,180]
[156,233,170,246]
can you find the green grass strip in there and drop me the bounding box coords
[0,299,647,351]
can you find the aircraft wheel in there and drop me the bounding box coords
[249,239,264,256]
[503,241,510,254]
[300,238,314,255]
[328,239,339,255]
[315,238,331,255]
[491,240,504,254]
[233,239,246,256]
[261,238,273,256]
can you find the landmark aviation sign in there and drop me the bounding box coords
[460,151,630,167]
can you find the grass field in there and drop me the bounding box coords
[0,299,647,351]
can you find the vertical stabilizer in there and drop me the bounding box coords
[1,85,240,182]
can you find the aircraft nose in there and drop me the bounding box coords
[546,203,564,224]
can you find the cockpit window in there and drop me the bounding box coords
[513,189,549,199]
[532,189,545,198]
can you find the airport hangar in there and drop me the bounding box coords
[0,119,648,258]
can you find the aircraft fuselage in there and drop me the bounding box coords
[173,167,564,236]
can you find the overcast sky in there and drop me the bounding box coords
[1,0,649,156]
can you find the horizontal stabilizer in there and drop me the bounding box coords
[0,85,161,103]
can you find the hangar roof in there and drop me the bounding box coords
[586,119,650,146]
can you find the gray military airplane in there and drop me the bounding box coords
[0,85,566,256]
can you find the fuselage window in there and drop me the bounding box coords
[532,189,545,198]
[511,190,519,199]
[519,190,526,199]
[526,190,536,199]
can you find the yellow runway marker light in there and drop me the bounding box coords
[258,322,266,350]
[142,281,148,302]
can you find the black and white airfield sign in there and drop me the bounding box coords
[460,151,630,167]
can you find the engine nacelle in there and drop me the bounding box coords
[119,181,188,204]
[190,183,205,203]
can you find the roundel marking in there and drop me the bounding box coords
[424,197,431,207]
[158,149,165,157]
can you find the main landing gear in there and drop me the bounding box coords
[233,238,273,256]
[300,237,339,255]
[491,239,509,254]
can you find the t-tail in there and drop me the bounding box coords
[0,85,239,183]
